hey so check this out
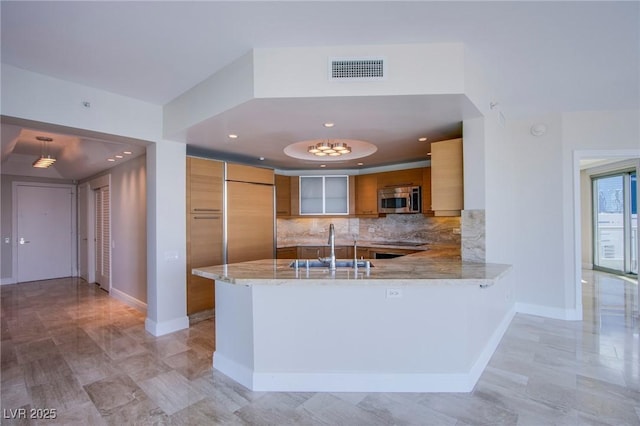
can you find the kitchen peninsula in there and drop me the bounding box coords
[193,253,514,393]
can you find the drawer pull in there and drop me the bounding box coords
[194,216,220,220]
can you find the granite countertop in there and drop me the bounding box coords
[192,258,511,288]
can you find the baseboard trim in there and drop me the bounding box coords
[467,305,517,387]
[0,277,16,285]
[145,316,189,337]
[213,352,255,390]
[516,302,581,321]
[110,287,147,313]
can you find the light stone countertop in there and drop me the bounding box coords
[192,258,511,288]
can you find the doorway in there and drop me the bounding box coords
[592,171,638,275]
[12,182,76,283]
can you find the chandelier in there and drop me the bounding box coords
[308,140,351,157]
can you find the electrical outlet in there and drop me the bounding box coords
[4,237,9,244]
[386,288,402,298]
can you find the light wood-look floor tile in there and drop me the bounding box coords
[1,272,638,425]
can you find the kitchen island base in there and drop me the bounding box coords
[203,261,514,393]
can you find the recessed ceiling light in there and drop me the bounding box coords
[323,122,335,128]
[259,157,265,161]
[357,162,364,166]
[320,164,327,168]
[418,137,428,142]
[123,151,132,155]
[108,158,115,162]
[115,155,123,159]
[228,134,238,139]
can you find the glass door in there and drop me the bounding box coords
[593,171,637,275]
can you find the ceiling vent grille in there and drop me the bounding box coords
[329,58,385,80]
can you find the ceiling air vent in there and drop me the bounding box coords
[329,58,386,80]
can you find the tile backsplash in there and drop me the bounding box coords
[277,214,461,246]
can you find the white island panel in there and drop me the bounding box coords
[207,260,515,392]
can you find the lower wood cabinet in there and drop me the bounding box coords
[187,213,222,315]
[288,245,354,259]
[276,247,298,259]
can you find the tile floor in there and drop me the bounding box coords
[1,270,638,425]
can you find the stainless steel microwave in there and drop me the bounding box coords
[378,186,422,214]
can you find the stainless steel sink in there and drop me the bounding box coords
[289,260,373,268]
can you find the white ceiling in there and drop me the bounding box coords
[1,1,638,175]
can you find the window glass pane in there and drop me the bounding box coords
[594,175,625,272]
[300,177,323,214]
[325,176,348,214]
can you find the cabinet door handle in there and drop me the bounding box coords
[193,216,220,220]
[193,208,221,212]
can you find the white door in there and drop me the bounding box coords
[94,186,110,291]
[16,185,73,283]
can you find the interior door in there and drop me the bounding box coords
[16,184,73,283]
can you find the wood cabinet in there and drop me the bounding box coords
[297,245,353,259]
[227,163,274,184]
[298,246,325,259]
[430,138,463,216]
[422,167,434,216]
[355,173,378,216]
[376,168,423,189]
[355,247,372,259]
[275,175,291,217]
[186,157,224,315]
[276,247,298,259]
[226,164,275,264]
[188,156,223,214]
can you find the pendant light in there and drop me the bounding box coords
[32,136,56,168]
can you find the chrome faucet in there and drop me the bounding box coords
[319,223,337,271]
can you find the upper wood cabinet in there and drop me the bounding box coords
[275,174,292,217]
[355,173,378,216]
[430,138,463,216]
[376,168,424,189]
[187,157,223,213]
[227,163,274,184]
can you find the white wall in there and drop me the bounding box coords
[253,43,465,98]
[82,155,147,305]
[2,66,188,335]
[145,140,188,336]
[501,110,640,319]
[1,64,162,142]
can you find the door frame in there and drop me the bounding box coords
[590,169,637,275]
[88,174,111,292]
[77,182,96,283]
[573,150,640,321]
[11,181,78,284]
